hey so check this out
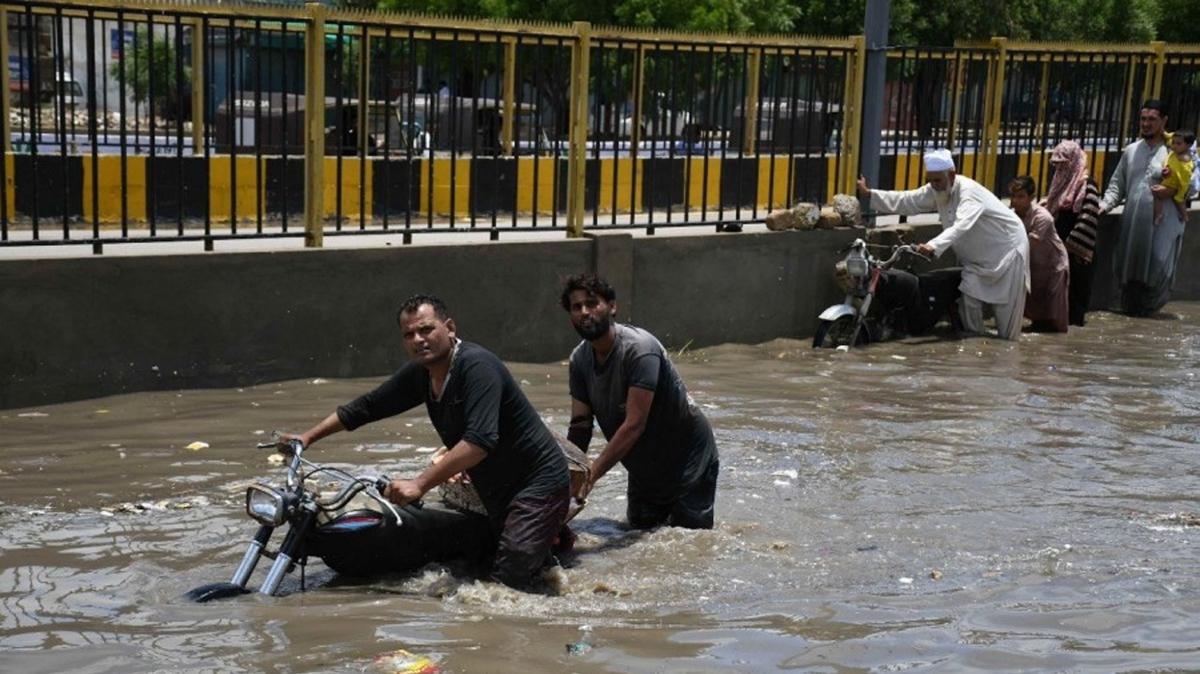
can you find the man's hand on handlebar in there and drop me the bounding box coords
[261,431,305,456]
[916,243,935,258]
[383,479,424,507]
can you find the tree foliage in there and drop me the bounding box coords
[110,30,191,120]
[357,0,1198,44]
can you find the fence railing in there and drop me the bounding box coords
[1,0,1198,252]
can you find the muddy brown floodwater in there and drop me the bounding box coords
[2,304,1199,673]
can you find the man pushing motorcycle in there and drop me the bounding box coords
[277,294,571,591]
[858,149,1030,340]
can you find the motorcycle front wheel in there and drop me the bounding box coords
[812,315,868,348]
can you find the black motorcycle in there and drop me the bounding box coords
[186,439,493,602]
[814,239,962,348]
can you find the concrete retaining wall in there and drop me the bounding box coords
[1,213,1197,410]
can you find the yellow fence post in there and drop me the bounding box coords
[501,37,516,156]
[742,47,761,156]
[191,18,205,155]
[1034,59,1049,143]
[1150,40,1166,99]
[946,51,964,152]
[630,43,645,158]
[304,2,327,247]
[981,37,1007,190]
[838,35,866,197]
[566,21,591,238]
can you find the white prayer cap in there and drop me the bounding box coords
[923,149,955,172]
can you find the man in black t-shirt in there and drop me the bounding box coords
[560,275,719,529]
[282,295,570,590]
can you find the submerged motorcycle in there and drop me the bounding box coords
[186,439,493,602]
[813,239,962,349]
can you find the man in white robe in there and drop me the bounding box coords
[857,149,1030,340]
[1099,100,1186,316]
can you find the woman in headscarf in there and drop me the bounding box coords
[1043,140,1103,326]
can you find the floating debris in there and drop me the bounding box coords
[267,453,286,465]
[770,541,790,551]
[566,625,595,656]
[113,501,170,514]
[372,648,440,674]
[1151,512,1200,527]
[898,577,914,584]
[930,569,944,580]
[17,411,48,418]
[310,378,329,385]
[185,441,210,451]
[890,355,907,361]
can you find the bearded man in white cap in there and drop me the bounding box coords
[856,149,1030,340]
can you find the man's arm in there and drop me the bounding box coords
[868,184,938,217]
[567,397,594,453]
[580,386,653,500]
[922,190,986,257]
[1100,151,1127,212]
[279,412,346,449]
[384,439,488,506]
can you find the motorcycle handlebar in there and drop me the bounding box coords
[879,244,931,268]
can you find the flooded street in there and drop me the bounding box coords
[2,304,1199,673]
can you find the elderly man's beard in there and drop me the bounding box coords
[933,185,952,209]
[575,312,613,340]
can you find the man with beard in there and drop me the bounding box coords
[559,274,719,529]
[857,149,1030,340]
[279,295,570,590]
[1099,100,1187,316]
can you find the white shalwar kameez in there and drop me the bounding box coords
[870,176,1031,340]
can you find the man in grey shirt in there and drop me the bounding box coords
[561,274,719,529]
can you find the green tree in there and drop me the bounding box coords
[110,29,191,120]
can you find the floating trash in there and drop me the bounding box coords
[898,577,914,584]
[17,411,48,418]
[566,625,594,656]
[185,441,210,451]
[372,648,440,674]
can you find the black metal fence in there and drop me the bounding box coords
[1,1,1197,252]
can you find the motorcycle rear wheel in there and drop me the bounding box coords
[812,315,867,348]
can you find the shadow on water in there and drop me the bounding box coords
[1,305,1199,672]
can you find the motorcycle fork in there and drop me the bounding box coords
[852,269,884,344]
[259,505,317,596]
[231,525,274,589]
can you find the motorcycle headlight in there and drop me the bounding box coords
[845,251,869,277]
[246,484,286,526]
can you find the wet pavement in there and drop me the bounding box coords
[1,304,1198,673]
